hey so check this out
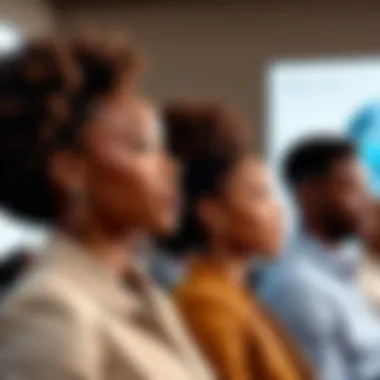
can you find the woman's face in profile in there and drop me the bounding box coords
[220,156,283,257]
[79,93,180,235]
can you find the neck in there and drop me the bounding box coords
[60,212,134,278]
[205,243,249,285]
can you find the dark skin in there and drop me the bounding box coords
[361,201,380,257]
[297,157,369,247]
[197,156,282,284]
[50,92,179,276]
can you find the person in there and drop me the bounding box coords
[259,136,380,380]
[358,201,380,314]
[0,36,212,380]
[164,102,314,380]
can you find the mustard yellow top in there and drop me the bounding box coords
[174,260,314,380]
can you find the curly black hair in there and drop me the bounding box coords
[162,101,251,252]
[0,35,141,222]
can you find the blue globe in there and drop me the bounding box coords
[347,102,380,197]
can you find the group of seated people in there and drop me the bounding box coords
[0,32,379,380]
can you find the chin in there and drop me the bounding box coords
[266,248,281,259]
[261,242,283,259]
[151,218,179,237]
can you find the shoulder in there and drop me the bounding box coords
[0,261,100,351]
[0,263,102,379]
[1,261,98,319]
[259,250,336,319]
[259,253,338,334]
[260,253,317,292]
[175,279,250,325]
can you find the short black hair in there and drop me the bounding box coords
[0,35,141,222]
[162,101,251,252]
[283,136,356,189]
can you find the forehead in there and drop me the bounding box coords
[87,94,161,139]
[97,94,157,125]
[230,156,268,184]
[328,157,365,182]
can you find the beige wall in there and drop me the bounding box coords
[0,0,55,36]
[57,2,380,147]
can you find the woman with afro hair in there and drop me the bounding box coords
[0,36,212,380]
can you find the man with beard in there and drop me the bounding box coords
[358,201,380,314]
[259,136,380,380]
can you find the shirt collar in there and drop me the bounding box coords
[292,231,362,280]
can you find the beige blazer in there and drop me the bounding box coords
[0,236,213,380]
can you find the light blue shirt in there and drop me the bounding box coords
[259,233,380,380]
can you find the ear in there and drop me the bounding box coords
[48,150,86,196]
[197,197,227,236]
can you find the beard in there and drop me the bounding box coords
[321,211,357,242]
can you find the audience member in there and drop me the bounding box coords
[359,201,380,314]
[165,102,314,380]
[0,36,212,380]
[259,137,380,380]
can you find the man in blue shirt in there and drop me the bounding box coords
[260,136,380,380]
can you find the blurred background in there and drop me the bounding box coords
[1,0,380,256]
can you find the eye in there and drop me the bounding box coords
[128,137,149,152]
[126,133,161,154]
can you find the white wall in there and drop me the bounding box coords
[58,2,380,145]
[0,0,54,259]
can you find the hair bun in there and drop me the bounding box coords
[72,33,143,96]
[164,101,251,164]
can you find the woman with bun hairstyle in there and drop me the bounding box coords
[164,102,314,380]
[0,37,212,380]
